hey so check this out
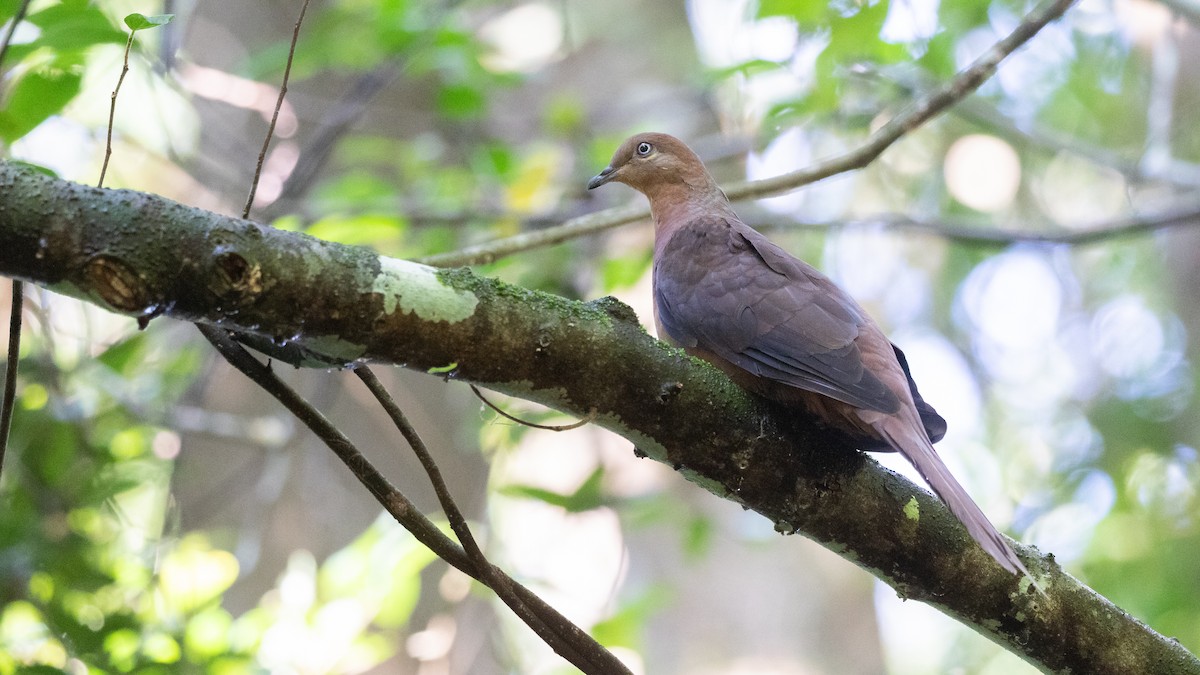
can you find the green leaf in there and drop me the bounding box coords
[501,466,608,513]
[25,4,126,52]
[311,171,402,213]
[682,514,714,560]
[0,69,83,143]
[124,13,175,31]
[708,57,787,83]
[590,586,672,648]
[601,250,653,292]
[825,0,906,64]
[436,84,486,119]
[97,333,149,374]
[5,160,60,177]
[305,213,408,247]
[756,0,826,25]
[0,0,22,22]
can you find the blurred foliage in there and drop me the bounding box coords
[0,322,441,672]
[1,0,1199,672]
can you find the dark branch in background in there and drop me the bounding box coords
[0,281,18,475]
[197,326,628,675]
[242,0,310,219]
[1156,0,1200,26]
[0,0,31,73]
[158,0,181,72]
[0,0,33,478]
[419,0,1079,268]
[260,0,472,220]
[261,60,402,219]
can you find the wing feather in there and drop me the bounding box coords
[654,217,900,415]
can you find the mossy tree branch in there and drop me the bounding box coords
[0,163,1196,674]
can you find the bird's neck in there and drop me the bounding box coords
[646,180,737,243]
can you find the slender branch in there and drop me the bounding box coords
[242,0,310,219]
[97,31,136,188]
[0,281,20,476]
[0,0,30,482]
[417,202,644,268]
[409,193,1200,260]
[751,203,1200,246]
[847,64,1200,188]
[0,0,32,73]
[735,0,1077,197]
[354,367,628,674]
[197,326,626,674]
[420,0,1078,268]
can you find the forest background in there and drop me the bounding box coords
[1,0,1199,673]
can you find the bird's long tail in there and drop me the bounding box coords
[878,419,1030,578]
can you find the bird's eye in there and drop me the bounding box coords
[636,142,653,156]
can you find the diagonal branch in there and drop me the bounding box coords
[199,326,628,674]
[1,163,1196,673]
[748,203,1200,246]
[418,0,1079,268]
[353,366,629,674]
[0,280,19,476]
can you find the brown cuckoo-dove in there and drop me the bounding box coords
[588,132,1028,576]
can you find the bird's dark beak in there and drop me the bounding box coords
[587,166,616,190]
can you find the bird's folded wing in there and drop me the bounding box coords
[654,217,900,415]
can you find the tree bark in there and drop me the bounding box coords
[1,162,1196,674]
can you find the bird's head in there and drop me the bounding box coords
[587,132,714,197]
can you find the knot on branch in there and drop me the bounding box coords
[210,250,264,303]
[86,254,151,314]
[585,295,640,326]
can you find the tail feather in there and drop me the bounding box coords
[879,421,1030,578]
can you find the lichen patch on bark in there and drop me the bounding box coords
[372,257,478,323]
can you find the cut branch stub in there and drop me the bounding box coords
[85,253,149,314]
[210,250,264,303]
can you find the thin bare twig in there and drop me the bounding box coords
[420,0,1078,268]
[196,325,627,674]
[97,31,137,188]
[0,281,20,476]
[0,0,32,480]
[262,1,468,218]
[470,383,595,431]
[242,0,310,220]
[355,368,626,674]
[846,64,1200,188]
[753,203,1200,246]
[263,61,401,218]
